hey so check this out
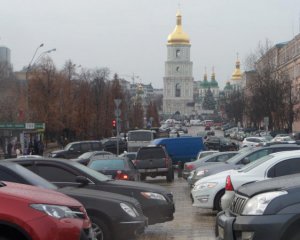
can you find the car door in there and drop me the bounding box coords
[267,158,300,178]
[30,161,85,188]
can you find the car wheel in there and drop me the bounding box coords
[214,189,225,212]
[90,216,111,240]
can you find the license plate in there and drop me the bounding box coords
[218,226,224,239]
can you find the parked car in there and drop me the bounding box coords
[0,161,147,240]
[241,136,268,148]
[216,173,300,240]
[186,152,239,186]
[88,156,140,181]
[101,137,127,154]
[205,136,239,152]
[9,157,175,225]
[0,180,94,240]
[151,137,205,165]
[49,140,103,159]
[182,151,238,180]
[221,150,300,210]
[191,144,300,211]
[134,146,174,182]
[73,150,115,166]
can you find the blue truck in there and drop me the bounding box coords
[151,137,205,165]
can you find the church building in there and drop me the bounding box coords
[163,11,194,116]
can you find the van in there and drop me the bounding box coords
[151,137,205,165]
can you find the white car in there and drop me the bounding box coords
[221,150,300,210]
[241,136,268,148]
[191,150,300,211]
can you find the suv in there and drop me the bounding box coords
[216,173,300,240]
[135,146,174,182]
[0,181,94,240]
[49,140,103,159]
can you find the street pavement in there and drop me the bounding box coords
[136,173,216,240]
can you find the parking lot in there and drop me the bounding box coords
[136,172,216,240]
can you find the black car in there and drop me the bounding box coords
[205,136,239,151]
[9,157,175,225]
[0,161,147,240]
[88,156,140,181]
[216,173,300,240]
[49,140,103,159]
[74,150,115,166]
[101,138,127,154]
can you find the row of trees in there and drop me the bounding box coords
[0,58,160,141]
[223,40,300,132]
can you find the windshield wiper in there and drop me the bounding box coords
[0,181,6,187]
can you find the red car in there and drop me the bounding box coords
[0,181,94,240]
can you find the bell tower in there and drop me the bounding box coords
[163,10,194,116]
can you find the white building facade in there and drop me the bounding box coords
[163,11,194,116]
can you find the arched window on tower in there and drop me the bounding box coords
[176,49,181,58]
[175,83,181,97]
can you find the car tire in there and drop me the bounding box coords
[214,189,225,212]
[166,169,174,182]
[90,216,111,240]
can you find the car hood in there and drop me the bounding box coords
[59,186,138,204]
[237,174,300,198]
[2,181,81,206]
[108,179,171,194]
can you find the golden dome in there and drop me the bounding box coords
[167,11,190,45]
[232,59,242,80]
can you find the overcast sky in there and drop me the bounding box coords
[0,0,299,88]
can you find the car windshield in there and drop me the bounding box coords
[89,159,125,171]
[238,155,274,172]
[225,149,254,164]
[70,161,110,181]
[7,163,57,190]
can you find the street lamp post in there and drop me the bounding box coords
[25,46,56,121]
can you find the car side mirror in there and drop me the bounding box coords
[76,176,90,186]
[241,157,250,165]
[69,147,74,152]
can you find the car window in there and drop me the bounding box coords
[267,158,300,177]
[247,149,270,162]
[137,148,165,159]
[36,164,77,182]
[206,156,216,162]
[92,142,102,150]
[71,143,80,151]
[81,143,91,152]
[89,159,125,170]
[216,155,230,162]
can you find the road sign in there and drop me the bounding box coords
[114,99,122,107]
[114,109,121,117]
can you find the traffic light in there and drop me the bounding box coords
[112,119,116,129]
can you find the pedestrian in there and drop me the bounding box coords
[38,140,44,156]
[7,142,12,158]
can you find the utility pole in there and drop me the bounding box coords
[114,99,122,155]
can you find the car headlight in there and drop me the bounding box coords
[193,182,218,191]
[31,204,84,219]
[242,191,287,215]
[196,169,208,176]
[141,192,166,201]
[120,203,138,217]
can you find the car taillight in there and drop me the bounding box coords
[116,170,129,180]
[164,157,169,167]
[186,164,195,170]
[225,175,234,191]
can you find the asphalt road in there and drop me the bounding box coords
[136,173,216,240]
[135,125,218,240]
